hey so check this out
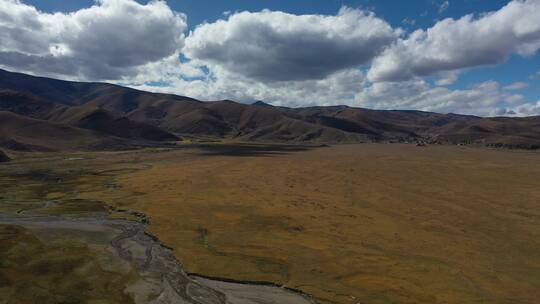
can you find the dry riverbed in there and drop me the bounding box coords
[0,147,316,304]
[0,206,314,304]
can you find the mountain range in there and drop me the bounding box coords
[1,68,539,151]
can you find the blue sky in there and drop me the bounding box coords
[2,0,540,116]
[20,0,520,28]
[23,0,511,27]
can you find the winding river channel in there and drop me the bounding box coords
[0,204,315,304]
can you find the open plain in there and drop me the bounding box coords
[2,143,540,304]
[1,1,540,302]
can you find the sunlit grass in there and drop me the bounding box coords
[2,144,540,304]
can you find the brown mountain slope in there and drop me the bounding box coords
[50,106,179,142]
[431,116,540,149]
[149,100,368,142]
[0,90,178,142]
[0,69,391,142]
[0,90,63,119]
[0,111,131,152]
[1,68,540,148]
[0,69,114,106]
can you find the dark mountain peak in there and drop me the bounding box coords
[445,112,482,119]
[0,149,10,162]
[252,100,273,107]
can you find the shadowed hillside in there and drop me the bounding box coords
[0,90,179,142]
[0,111,137,152]
[0,149,9,162]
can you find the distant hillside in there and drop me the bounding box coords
[0,111,131,152]
[0,90,178,142]
[1,68,539,149]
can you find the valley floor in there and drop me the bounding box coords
[1,143,540,303]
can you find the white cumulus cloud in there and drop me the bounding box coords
[184,7,399,82]
[0,0,187,80]
[355,80,525,116]
[133,65,367,107]
[368,0,540,82]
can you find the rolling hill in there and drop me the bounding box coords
[1,68,539,149]
[0,111,130,152]
[0,90,178,142]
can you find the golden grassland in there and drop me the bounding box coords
[78,144,540,304]
[2,144,540,304]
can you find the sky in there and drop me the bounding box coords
[1,0,539,116]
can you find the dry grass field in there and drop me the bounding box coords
[78,144,540,304]
[0,224,138,304]
[2,143,540,304]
